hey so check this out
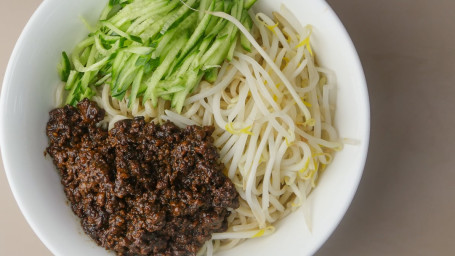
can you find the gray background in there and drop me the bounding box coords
[1,0,454,255]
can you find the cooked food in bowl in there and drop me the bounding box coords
[46,99,239,255]
[46,0,343,255]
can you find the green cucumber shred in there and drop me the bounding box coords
[57,51,71,82]
[59,0,258,113]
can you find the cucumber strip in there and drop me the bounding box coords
[75,41,102,74]
[94,35,109,54]
[100,3,114,20]
[226,32,239,61]
[240,10,253,52]
[95,33,121,55]
[80,43,98,88]
[205,1,223,32]
[160,94,173,101]
[159,0,197,35]
[74,56,109,73]
[206,18,229,38]
[235,0,245,20]
[135,55,151,67]
[127,3,179,35]
[112,51,128,82]
[209,1,238,38]
[128,68,144,107]
[64,71,79,90]
[112,54,140,95]
[123,46,153,55]
[240,35,252,52]
[80,71,93,91]
[65,80,82,105]
[172,71,203,112]
[199,34,229,66]
[244,0,257,9]
[204,67,218,83]
[139,10,177,40]
[109,0,159,26]
[127,0,180,34]
[95,73,112,86]
[105,4,123,21]
[100,61,113,76]
[67,43,98,103]
[198,34,216,53]
[204,44,229,66]
[137,0,189,39]
[57,51,71,82]
[174,51,198,77]
[224,0,234,13]
[122,1,168,25]
[203,35,235,67]
[143,35,187,106]
[71,37,95,72]
[98,32,122,42]
[198,0,211,21]
[223,0,243,42]
[79,47,91,66]
[115,65,139,97]
[166,49,199,83]
[204,11,223,35]
[156,79,185,95]
[179,0,215,60]
[166,48,197,80]
[153,13,197,59]
[143,58,160,75]
[185,35,213,70]
[109,0,131,7]
[81,86,94,99]
[118,0,169,20]
[102,21,143,44]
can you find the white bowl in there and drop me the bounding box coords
[0,0,369,255]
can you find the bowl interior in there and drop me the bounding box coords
[0,0,369,255]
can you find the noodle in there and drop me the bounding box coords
[57,5,342,255]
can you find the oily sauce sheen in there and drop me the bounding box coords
[46,99,239,256]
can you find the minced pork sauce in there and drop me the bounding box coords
[46,99,239,256]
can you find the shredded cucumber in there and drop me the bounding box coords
[59,0,258,113]
[57,52,71,82]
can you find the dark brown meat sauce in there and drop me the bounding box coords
[46,99,239,256]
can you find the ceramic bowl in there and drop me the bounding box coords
[0,0,369,255]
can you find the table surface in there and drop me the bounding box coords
[1,1,454,255]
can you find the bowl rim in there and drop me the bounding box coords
[0,0,51,252]
[307,1,370,254]
[0,0,370,255]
